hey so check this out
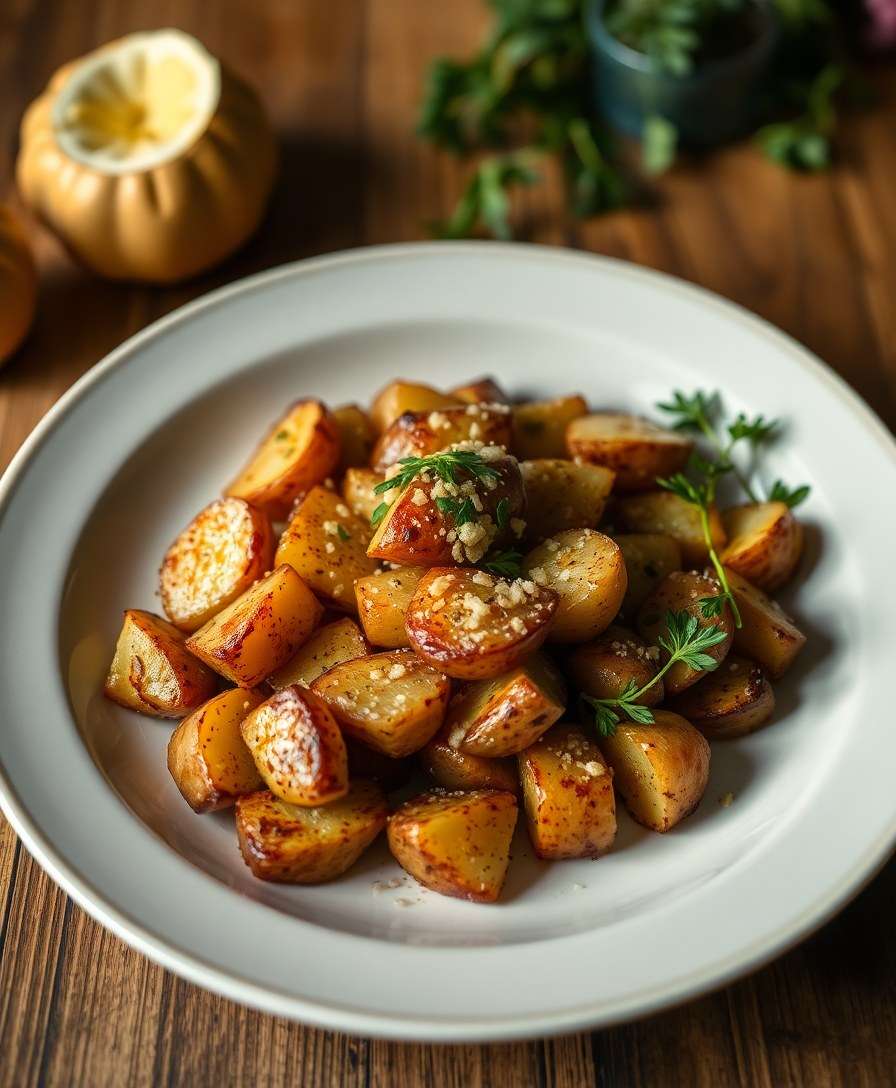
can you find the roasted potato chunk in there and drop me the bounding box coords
[406,568,558,680]
[356,566,426,648]
[614,491,726,567]
[369,380,459,434]
[599,710,710,832]
[387,789,518,902]
[226,399,340,519]
[519,724,616,859]
[159,497,274,633]
[671,654,775,739]
[637,571,733,695]
[268,617,368,690]
[420,725,520,793]
[448,376,509,405]
[614,533,683,619]
[275,485,378,613]
[311,650,450,756]
[186,565,323,687]
[371,403,514,473]
[341,467,384,522]
[236,782,388,884]
[726,567,806,679]
[721,501,803,591]
[521,459,615,543]
[105,609,217,718]
[512,395,588,460]
[167,688,265,812]
[332,403,376,471]
[443,653,566,756]
[523,529,627,643]
[566,413,692,492]
[566,625,664,706]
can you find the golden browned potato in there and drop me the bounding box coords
[721,501,803,591]
[443,653,566,757]
[637,571,733,695]
[371,403,514,473]
[614,491,726,567]
[236,781,388,884]
[406,568,558,680]
[448,376,509,405]
[186,565,323,687]
[419,725,520,793]
[670,654,775,739]
[598,710,710,832]
[512,395,588,460]
[367,451,525,567]
[523,529,627,643]
[226,399,341,519]
[518,724,616,859]
[160,498,275,633]
[268,617,369,690]
[105,609,218,718]
[725,567,806,679]
[341,467,384,522]
[520,459,615,543]
[275,485,378,613]
[167,688,265,812]
[566,413,692,492]
[614,533,683,619]
[240,685,348,806]
[387,789,518,902]
[332,403,376,471]
[355,566,426,648]
[369,380,459,433]
[311,650,450,756]
[566,625,664,706]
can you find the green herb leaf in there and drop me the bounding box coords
[374,450,501,498]
[727,413,778,445]
[642,114,678,175]
[481,549,523,579]
[336,524,351,542]
[768,480,811,508]
[370,502,390,528]
[495,496,510,530]
[436,496,479,526]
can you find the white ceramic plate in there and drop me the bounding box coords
[1,243,894,1042]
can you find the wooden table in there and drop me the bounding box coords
[2,2,895,1084]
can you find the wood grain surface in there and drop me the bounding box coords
[1,2,895,1085]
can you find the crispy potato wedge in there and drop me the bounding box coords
[443,653,566,757]
[346,738,414,790]
[226,399,341,520]
[523,529,627,643]
[519,724,616,859]
[406,568,558,680]
[420,724,519,793]
[369,380,459,434]
[186,565,322,687]
[371,403,514,473]
[521,459,615,543]
[367,452,525,567]
[159,498,275,633]
[167,688,266,812]
[236,781,387,884]
[566,413,692,492]
[387,789,518,902]
[268,617,368,690]
[448,376,509,405]
[637,571,734,695]
[566,625,664,706]
[105,609,218,718]
[512,395,588,460]
[240,686,348,805]
[725,567,806,679]
[614,491,726,566]
[311,650,450,756]
[670,654,775,739]
[598,710,710,832]
[275,485,378,612]
[341,467,384,522]
[721,501,803,591]
[332,403,376,471]
[356,566,426,648]
[614,533,683,620]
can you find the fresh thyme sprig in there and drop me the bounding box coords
[584,610,728,736]
[481,549,523,579]
[370,450,502,528]
[768,480,811,509]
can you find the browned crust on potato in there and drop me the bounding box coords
[566,414,692,492]
[721,502,804,592]
[725,566,806,679]
[371,403,513,473]
[566,625,664,706]
[420,725,520,793]
[448,377,509,405]
[670,654,775,739]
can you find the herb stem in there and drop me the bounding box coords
[700,505,742,629]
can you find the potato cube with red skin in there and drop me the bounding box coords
[371,403,513,472]
[566,413,692,492]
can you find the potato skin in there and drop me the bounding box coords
[725,567,806,679]
[721,501,803,591]
[670,654,775,739]
[369,380,459,434]
[355,566,426,648]
[566,625,664,707]
[420,725,520,793]
[566,413,692,492]
[236,782,388,884]
[160,497,275,633]
[371,403,513,473]
[387,789,518,902]
[520,459,615,543]
[341,467,384,522]
[332,403,376,471]
[614,492,726,567]
[512,395,588,460]
[448,377,509,405]
[614,533,683,620]
[268,617,368,690]
[519,724,616,859]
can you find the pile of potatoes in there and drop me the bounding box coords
[104,377,807,903]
